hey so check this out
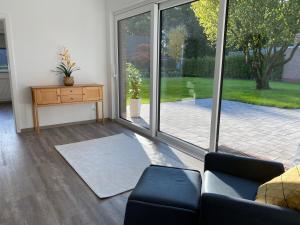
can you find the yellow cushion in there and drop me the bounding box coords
[256,165,300,211]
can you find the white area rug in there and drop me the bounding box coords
[55,133,181,198]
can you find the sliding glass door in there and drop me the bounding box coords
[157,1,216,149]
[117,10,152,130]
[115,0,299,168]
[115,0,221,152]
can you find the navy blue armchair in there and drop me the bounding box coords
[201,152,300,225]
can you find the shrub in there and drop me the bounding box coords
[182,56,215,77]
[182,55,284,80]
[126,63,142,99]
[223,55,252,79]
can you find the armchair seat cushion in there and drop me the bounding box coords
[203,170,260,200]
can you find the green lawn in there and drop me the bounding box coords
[139,77,300,109]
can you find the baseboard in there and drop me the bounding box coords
[21,118,111,133]
[0,100,12,104]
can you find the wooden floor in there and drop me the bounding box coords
[0,103,203,225]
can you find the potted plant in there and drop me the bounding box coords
[55,48,80,86]
[126,63,142,118]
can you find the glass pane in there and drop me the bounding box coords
[118,12,151,129]
[218,0,300,168]
[0,33,8,71]
[159,2,216,149]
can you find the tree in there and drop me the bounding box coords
[168,25,188,64]
[122,13,151,37]
[130,43,150,76]
[161,4,215,58]
[192,0,300,89]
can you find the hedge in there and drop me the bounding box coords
[181,55,283,80]
[140,54,284,80]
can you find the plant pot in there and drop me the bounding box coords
[130,98,141,118]
[64,76,74,86]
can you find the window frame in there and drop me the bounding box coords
[114,4,156,137]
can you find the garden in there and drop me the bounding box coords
[140,77,300,109]
[121,0,300,167]
[125,1,300,110]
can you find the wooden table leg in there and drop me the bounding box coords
[32,104,37,132]
[35,106,40,134]
[32,90,40,134]
[96,102,99,122]
[102,101,104,125]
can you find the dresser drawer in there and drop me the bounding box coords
[36,88,60,105]
[83,87,103,101]
[61,87,82,96]
[61,95,83,103]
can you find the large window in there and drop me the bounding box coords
[218,0,300,168]
[115,0,300,167]
[118,12,151,129]
[158,2,216,149]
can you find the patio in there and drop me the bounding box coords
[130,99,300,168]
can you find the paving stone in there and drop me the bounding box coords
[126,99,300,168]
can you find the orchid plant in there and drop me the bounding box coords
[55,48,80,77]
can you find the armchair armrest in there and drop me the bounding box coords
[204,152,285,183]
[201,193,300,225]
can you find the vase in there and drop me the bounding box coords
[130,98,141,118]
[64,76,74,86]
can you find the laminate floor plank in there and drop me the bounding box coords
[0,103,203,225]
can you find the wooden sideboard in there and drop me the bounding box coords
[31,84,104,133]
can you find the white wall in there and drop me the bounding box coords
[282,47,300,83]
[0,0,108,130]
[107,0,148,12]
